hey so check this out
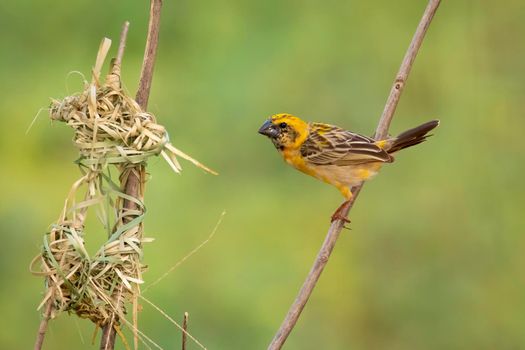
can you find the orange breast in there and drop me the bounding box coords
[282,149,317,177]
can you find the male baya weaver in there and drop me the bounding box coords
[258,113,439,222]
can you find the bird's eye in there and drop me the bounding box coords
[279,122,287,129]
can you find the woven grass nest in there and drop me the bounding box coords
[31,38,215,327]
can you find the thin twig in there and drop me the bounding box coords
[375,0,442,140]
[182,312,189,350]
[34,299,53,350]
[143,210,226,293]
[136,0,163,108]
[139,296,207,349]
[100,1,163,349]
[267,1,441,349]
[115,21,130,68]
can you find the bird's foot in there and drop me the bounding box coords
[331,200,352,224]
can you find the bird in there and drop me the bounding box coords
[258,113,439,222]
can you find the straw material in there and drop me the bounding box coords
[31,38,215,327]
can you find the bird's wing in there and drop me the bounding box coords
[300,123,393,165]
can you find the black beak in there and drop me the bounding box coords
[258,120,279,138]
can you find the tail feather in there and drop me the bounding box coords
[387,120,439,154]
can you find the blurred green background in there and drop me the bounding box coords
[1,0,524,349]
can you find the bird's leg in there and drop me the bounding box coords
[331,200,352,223]
[331,187,352,223]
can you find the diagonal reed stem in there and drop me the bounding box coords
[267,1,442,349]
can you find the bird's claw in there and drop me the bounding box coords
[330,213,351,224]
[331,200,352,225]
